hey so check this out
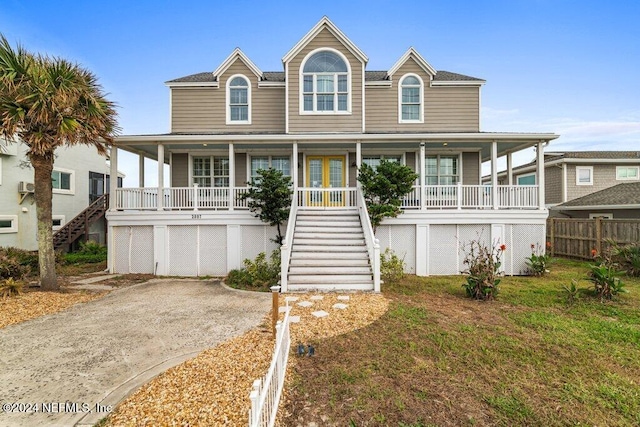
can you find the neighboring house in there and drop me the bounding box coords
[0,138,121,251]
[551,182,640,219]
[107,16,558,290]
[495,151,640,216]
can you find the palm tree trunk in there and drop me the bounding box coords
[30,152,58,290]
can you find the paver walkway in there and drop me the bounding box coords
[0,279,270,427]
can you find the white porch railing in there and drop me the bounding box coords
[296,187,357,208]
[279,190,299,292]
[402,184,538,210]
[249,305,291,427]
[357,188,381,292]
[114,186,251,210]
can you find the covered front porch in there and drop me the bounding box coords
[108,132,556,213]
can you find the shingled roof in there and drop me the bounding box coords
[544,151,640,162]
[554,182,640,208]
[167,70,482,84]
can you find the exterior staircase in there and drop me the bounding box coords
[53,194,108,252]
[286,208,374,290]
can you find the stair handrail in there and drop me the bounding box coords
[279,190,298,292]
[53,194,109,248]
[356,188,381,292]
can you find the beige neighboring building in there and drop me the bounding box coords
[108,16,558,289]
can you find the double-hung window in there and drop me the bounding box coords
[426,155,459,185]
[302,50,349,113]
[250,156,291,180]
[52,168,74,194]
[362,155,402,170]
[192,156,229,187]
[576,166,593,185]
[227,75,250,124]
[399,74,423,123]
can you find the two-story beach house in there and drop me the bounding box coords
[107,17,558,291]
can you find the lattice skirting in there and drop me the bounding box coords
[379,223,545,276]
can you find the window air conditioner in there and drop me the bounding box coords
[19,181,35,193]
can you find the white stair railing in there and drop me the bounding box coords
[249,305,291,427]
[356,188,381,292]
[279,191,298,292]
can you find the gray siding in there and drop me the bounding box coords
[235,153,247,186]
[555,209,640,219]
[171,60,285,133]
[566,164,640,201]
[545,165,562,204]
[462,152,480,185]
[287,28,363,133]
[171,153,189,187]
[405,152,416,172]
[365,58,480,132]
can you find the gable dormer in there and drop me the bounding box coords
[283,17,368,134]
[167,48,285,133]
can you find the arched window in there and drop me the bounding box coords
[227,75,250,124]
[301,50,350,113]
[399,74,423,123]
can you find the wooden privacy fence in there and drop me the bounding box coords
[547,218,640,260]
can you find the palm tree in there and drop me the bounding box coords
[0,35,118,290]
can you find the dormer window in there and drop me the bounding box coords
[227,75,251,124]
[301,49,350,114]
[399,74,423,123]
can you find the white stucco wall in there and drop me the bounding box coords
[0,141,110,250]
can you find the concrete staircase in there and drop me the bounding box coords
[287,208,374,290]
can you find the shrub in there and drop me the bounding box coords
[0,247,32,280]
[0,277,24,297]
[525,243,552,276]
[62,241,107,264]
[587,262,626,301]
[609,241,640,277]
[380,248,405,284]
[226,250,281,291]
[461,240,505,300]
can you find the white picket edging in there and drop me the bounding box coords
[248,306,291,427]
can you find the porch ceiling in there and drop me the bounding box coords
[114,132,558,164]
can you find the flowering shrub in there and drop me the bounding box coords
[461,240,505,300]
[525,243,552,276]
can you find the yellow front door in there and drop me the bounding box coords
[306,155,346,207]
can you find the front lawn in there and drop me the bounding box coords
[284,259,640,426]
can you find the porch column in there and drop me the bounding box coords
[109,147,118,211]
[355,141,362,188]
[537,141,545,210]
[139,153,145,187]
[292,142,298,190]
[491,141,498,209]
[228,143,234,210]
[157,143,164,211]
[419,142,426,211]
[506,152,513,186]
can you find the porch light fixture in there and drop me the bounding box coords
[203,143,208,147]
[443,142,448,146]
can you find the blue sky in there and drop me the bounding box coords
[2,0,639,185]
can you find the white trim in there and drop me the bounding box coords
[589,213,613,219]
[285,62,289,134]
[164,81,219,88]
[575,166,593,186]
[52,167,75,195]
[115,132,559,144]
[213,48,263,80]
[398,73,424,124]
[52,215,65,231]
[299,48,352,115]
[431,80,485,86]
[282,16,368,65]
[555,204,640,211]
[516,172,536,185]
[364,80,392,87]
[362,64,366,133]
[257,81,285,88]
[616,165,639,181]
[388,47,436,78]
[0,215,18,233]
[225,74,252,125]
[562,163,567,202]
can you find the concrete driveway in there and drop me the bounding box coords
[0,279,270,427]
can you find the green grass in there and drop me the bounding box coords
[285,258,640,426]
